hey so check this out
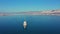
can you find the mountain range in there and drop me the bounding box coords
[0,9,60,16]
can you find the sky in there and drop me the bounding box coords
[0,0,60,12]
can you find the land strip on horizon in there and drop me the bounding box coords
[0,9,60,16]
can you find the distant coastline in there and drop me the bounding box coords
[0,10,60,16]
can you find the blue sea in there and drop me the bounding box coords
[0,15,60,34]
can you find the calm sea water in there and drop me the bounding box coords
[0,15,60,34]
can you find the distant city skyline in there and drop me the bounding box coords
[0,0,60,12]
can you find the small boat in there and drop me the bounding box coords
[23,20,27,29]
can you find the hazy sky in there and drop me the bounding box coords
[0,0,60,12]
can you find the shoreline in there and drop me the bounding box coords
[0,14,60,16]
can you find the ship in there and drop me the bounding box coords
[23,20,27,29]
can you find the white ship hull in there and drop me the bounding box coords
[23,21,27,29]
